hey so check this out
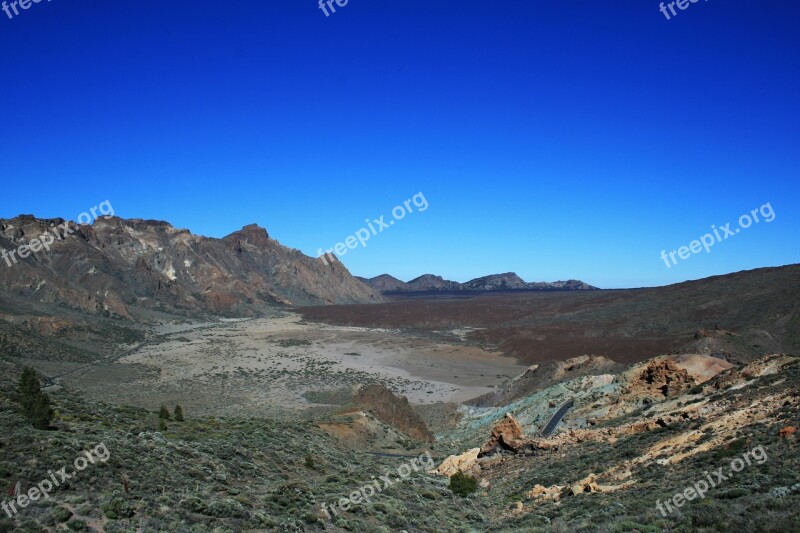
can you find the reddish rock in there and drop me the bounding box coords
[639,359,693,396]
[480,413,524,455]
[779,426,796,438]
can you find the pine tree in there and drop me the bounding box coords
[159,404,171,420]
[31,392,54,430]
[18,367,53,430]
[174,404,184,422]
[19,367,38,416]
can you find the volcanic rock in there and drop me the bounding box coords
[479,412,525,456]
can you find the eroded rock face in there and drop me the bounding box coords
[352,384,435,443]
[479,413,525,456]
[638,359,693,397]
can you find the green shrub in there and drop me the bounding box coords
[65,518,87,531]
[449,470,479,497]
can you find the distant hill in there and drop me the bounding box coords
[407,274,464,292]
[359,272,598,293]
[355,274,409,292]
[463,272,530,290]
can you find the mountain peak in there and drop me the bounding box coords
[224,224,271,246]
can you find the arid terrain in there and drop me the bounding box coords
[0,218,797,532]
[35,313,526,418]
[303,265,800,365]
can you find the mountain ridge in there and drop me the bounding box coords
[359,271,598,293]
[0,215,382,321]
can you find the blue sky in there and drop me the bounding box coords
[1,1,798,288]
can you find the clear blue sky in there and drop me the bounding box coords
[1,1,798,288]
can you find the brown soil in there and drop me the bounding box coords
[299,265,800,365]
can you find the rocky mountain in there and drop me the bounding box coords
[463,272,530,290]
[406,274,464,291]
[0,215,381,321]
[530,279,597,290]
[359,271,598,293]
[355,274,409,292]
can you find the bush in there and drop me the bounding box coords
[174,404,184,422]
[66,518,87,531]
[449,470,479,497]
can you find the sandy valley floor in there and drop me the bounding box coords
[49,313,527,417]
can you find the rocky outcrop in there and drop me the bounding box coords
[526,484,564,502]
[637,359,693,397]
[351,384,434,443]
[434,448,481,477]
[479,413,525,456]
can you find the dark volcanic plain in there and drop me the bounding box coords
[301,265,800,365]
